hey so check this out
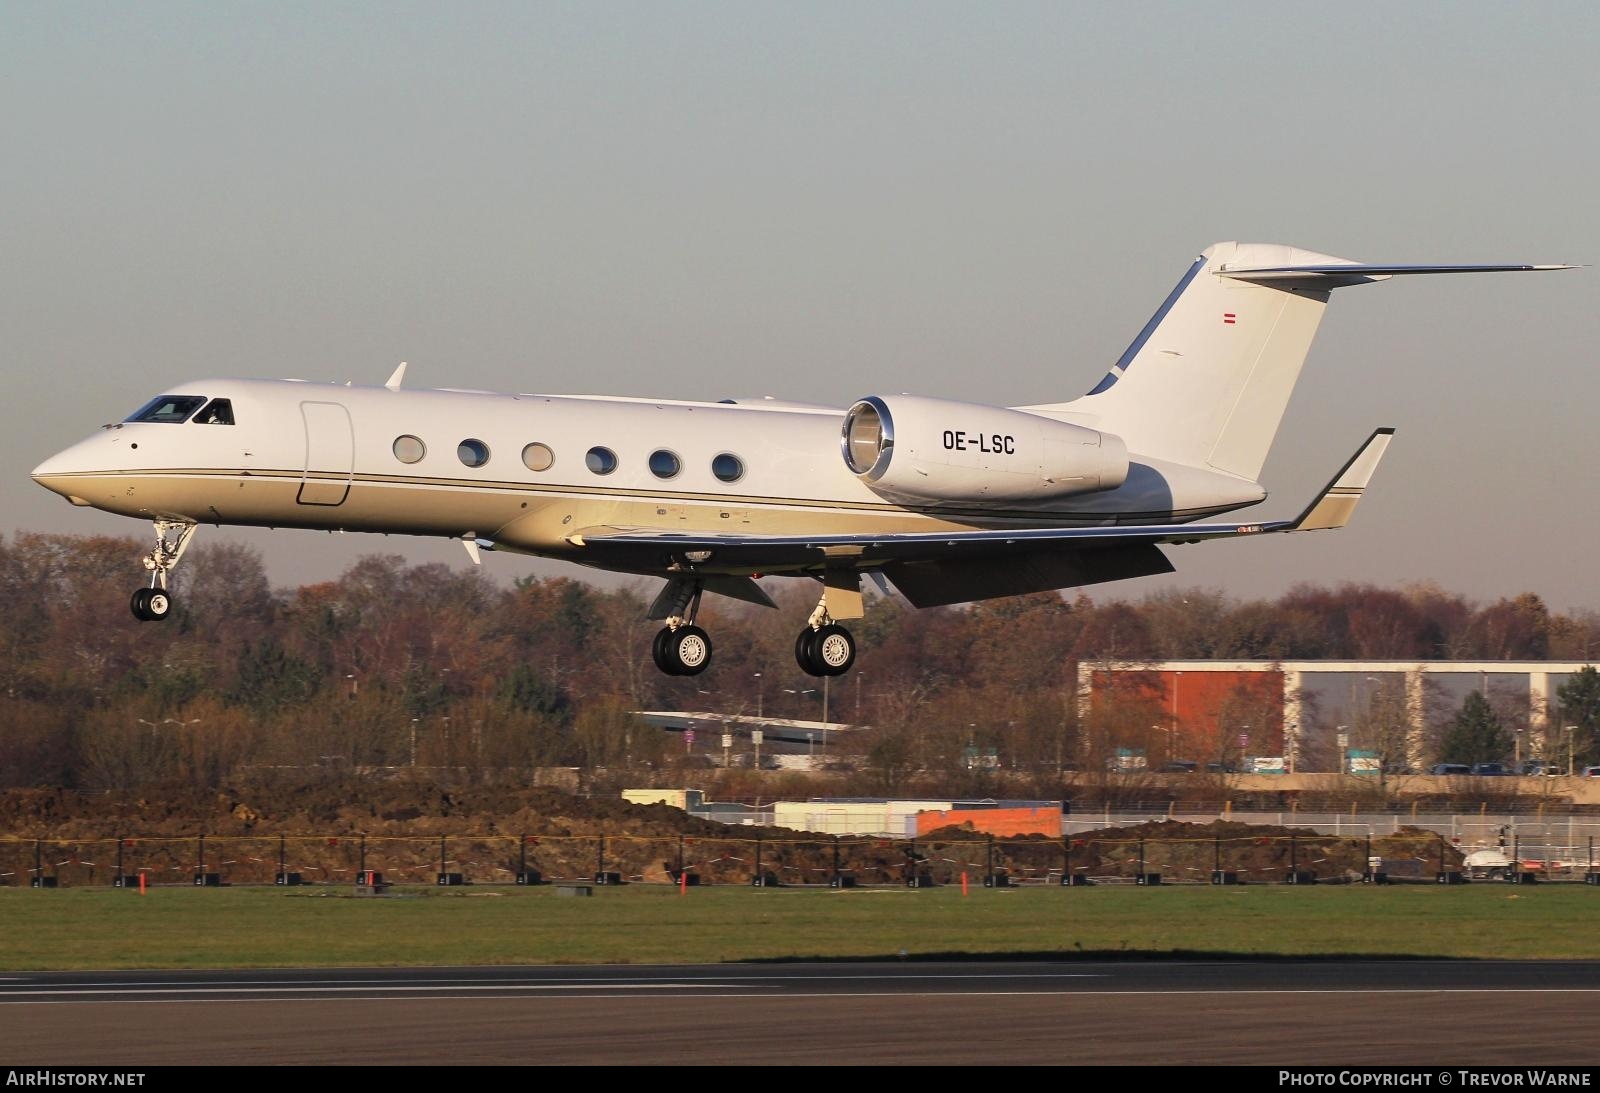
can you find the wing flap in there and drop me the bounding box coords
[885,545,1174,607]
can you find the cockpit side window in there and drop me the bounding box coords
[194,398,234,425]
[125,395,207,424]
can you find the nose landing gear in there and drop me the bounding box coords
[130,520,196,622]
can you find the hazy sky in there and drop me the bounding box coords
[6,3,1597,611]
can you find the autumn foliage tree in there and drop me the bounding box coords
[3,531,1598,793]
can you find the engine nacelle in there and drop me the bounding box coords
[841,395,1128,505]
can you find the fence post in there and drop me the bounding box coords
[986,835,995,886]
[116,836,124,887]
[597,833,606,882]
[754,831,763,886]
[359,835,367,878]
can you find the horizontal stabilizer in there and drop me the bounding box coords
[1220,262,1576,288]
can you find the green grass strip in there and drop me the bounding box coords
[2,882,1595,970]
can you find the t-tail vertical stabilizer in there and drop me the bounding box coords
[1026,243,1573,484]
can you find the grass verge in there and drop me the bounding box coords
[2,882,1594,970]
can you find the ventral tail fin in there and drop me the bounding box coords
[1027,243,1572,484]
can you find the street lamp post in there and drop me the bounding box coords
[822,676,830,754]
[1171,671,1181,759]
[753,673,762,719]
[1567,725,1577,777]
[1336,726,1349,776]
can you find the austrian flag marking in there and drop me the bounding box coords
[1222,312,1237,324]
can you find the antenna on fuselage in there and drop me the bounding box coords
[386,361,407,390]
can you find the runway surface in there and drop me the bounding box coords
[4,960,1599,1066]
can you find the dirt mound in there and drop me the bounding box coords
[0,791,1461,887]
[0,783,740,841]
[1059,819,1460,881]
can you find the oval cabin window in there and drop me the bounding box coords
[522,443,555,472]
[393,435,426,464]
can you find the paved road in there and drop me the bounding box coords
[3,961,1598,1066]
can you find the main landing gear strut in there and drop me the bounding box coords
[130,520,196,622]
[794,598,856,678]
[650,582,713,676]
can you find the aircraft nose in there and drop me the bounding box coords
[32,441,100,506]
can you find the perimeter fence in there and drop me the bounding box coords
[8,830,1600,888]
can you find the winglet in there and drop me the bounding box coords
[1289,428,1395,531]
[386,361,407,390]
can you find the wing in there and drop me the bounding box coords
[564,429,1394,606]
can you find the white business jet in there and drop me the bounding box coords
[31,242,1570,677]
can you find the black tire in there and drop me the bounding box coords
[667,625,712,676]
[130,588,152,621]
[652,626,680,675]
[812,623,856,676]
[795,627,822,676]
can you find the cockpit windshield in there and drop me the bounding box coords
[124,395,207,424]
[195,398,234,425]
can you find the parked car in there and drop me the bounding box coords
[1430,763,1471,776]
[1471,762,1512,777]
[1584,766,1600,779]
[1519,759,1557,776]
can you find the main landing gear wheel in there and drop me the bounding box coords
[796,623,855,677]
[653,624,713,676]
[130,587,174,622]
